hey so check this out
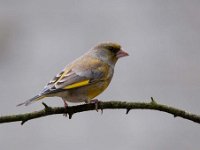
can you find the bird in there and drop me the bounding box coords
[17,42,129,107]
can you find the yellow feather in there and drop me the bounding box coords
[63,80,90,89]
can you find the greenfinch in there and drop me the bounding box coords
[17,42,129,107]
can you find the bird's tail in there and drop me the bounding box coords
[17,95,45,106]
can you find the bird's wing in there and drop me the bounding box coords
[41,56,108,95]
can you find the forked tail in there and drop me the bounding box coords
[17,95,45,106]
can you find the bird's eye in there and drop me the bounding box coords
[109,48,119,54]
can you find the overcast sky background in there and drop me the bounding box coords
[0,1,200,150]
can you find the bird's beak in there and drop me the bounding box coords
[116,49,129,58]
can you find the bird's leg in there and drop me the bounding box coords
[62,99,68,117]
[90,99,103,114]
[63,100,68,108]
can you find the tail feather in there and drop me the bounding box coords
[17,95,45,106]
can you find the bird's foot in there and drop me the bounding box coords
[63,100,68,117]
[90,99,103,114]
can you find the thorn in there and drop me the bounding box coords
[21,120,27,125]
[126,108,130,114]
[42,102,49,109]
[68,113,73,119]
[151,97,157,104]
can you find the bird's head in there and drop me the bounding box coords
[91,42,129,66]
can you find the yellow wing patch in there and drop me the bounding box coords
[63,80,90,89]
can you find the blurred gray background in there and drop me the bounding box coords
[0,0,200,150]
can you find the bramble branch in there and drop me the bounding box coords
[0,98,200,125]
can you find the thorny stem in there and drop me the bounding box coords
[0,99,200,125]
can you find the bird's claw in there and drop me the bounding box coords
[91,99,103,114]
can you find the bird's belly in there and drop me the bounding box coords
[58,81,110,103]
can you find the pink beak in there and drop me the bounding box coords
[116,49,129,58]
